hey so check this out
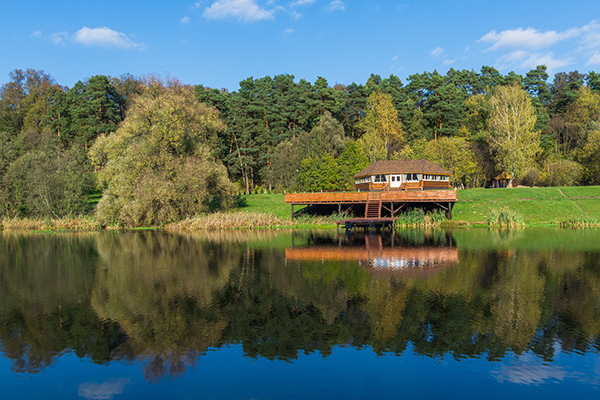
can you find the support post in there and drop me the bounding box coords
[448,202,452,220]
[291,204,295,221]
[338,203,341,214]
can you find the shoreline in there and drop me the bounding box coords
[2,186,600,232]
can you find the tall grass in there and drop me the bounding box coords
[487,207,524,228]
[396,209,446,228]
[0,216,102,231]
[165,211,293,230]
[554,217,599,228]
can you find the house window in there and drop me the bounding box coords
[404,173,420,182]
[441,175,449,181]
[373,174,387,183]
[424,174,431,180]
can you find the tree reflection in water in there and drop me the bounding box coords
[1,229,600,380]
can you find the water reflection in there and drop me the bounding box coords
[1,229,600,382]
[286,231,458,275]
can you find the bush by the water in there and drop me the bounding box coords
[487,207,524,228]
[555,217,599,228]
[396,209,446,227]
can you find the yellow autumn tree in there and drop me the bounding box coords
[359,91,405,163]
[488,85,541,187]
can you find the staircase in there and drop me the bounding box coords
[364,193,382,218]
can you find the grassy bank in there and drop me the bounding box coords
[238,186,600,228]
[2,186,600,231]
[453,186,600,226]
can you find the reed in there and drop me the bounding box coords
[0,216,102,231]
[165,211,293,230]
[395,209,446,228]
[487,207,525,228]
[554,217,599,228]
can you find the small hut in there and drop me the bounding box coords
[491,171,512,188]
[353,159,452,191]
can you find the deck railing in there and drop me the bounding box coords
[284,190,457,204]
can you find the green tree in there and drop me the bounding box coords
[5,133,94,217]
[425,137,481,188]
[0,69,62,135]
[337,140,369,190]
[298,152,341,192]
[91,85,235,226]
[488,85,541,187]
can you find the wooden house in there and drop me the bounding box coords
[353,159,452,191]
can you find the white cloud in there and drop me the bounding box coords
[31,30,42,38]
[180,16,191,23]
[283,28,295,36]
[492,356,567,385]
[78,379,130,400]
[578,21,600,52]
[475,21,600,74]
[392,55,398,61]
[496,50,570,74]
[586,53,600,66]
[73,27,145,49]
[431,47,444,57]
[291,0,316,5]
[49,32,69,44]
[328,0,345,11]
[479,27,579,51]
[443,58,456,65]
[203,0,275,22]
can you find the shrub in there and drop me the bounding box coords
[521,167,541,187]
[542,159,583,187]
[555,217,598,228]
[487,207,524,228]
[396,209,446,227]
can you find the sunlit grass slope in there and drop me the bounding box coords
[454,186,600,225]
[239,186,600,226]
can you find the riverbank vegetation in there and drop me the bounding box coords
[2,67,600,227]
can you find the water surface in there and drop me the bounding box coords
[1,228,600,399]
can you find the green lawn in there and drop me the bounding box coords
[237,193,300,219]
[238,186,600,226]
[454,186,600,225]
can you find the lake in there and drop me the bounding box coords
[1,228,600,399]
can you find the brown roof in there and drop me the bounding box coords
[353,159,451,178]
[493,171,511,180]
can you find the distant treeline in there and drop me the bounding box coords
[1,66,600,224]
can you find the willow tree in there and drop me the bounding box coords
[488,85,540,187]
[359,91,404,163]
[90,84,236,227]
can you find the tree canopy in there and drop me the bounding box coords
[90,84,235,226]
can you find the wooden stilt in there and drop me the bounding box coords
[291,204,295,221]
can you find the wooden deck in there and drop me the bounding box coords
[284,190,457,205]
[284,190,457,220]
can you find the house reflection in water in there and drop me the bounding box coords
[285,233,458,278]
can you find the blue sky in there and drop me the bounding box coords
[2,0,600,90]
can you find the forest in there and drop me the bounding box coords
[1,66,600,225]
